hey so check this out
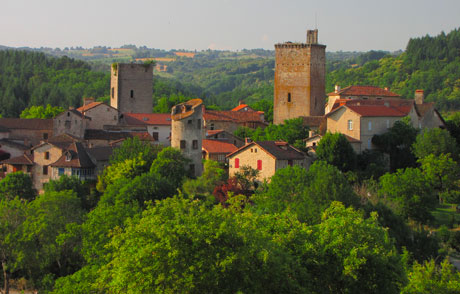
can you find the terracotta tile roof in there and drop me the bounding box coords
[76,101,103,112]
[0,118,53,130]
[202,139,238,154]
[1,153,34,165]
[51,142,95,168]
[122,113,172,126]
[345,105,407,117]
[231,104,257,112]
[227,141,305,160]
[328,86,400,97]
[204,109,265,123]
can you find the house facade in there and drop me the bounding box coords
[227,141,308,181]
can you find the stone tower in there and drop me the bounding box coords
[171,99,203,177]
[110,63,153,113]
[273,29,326,125]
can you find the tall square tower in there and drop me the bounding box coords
[273,29,326,124]
[110,63,154,113]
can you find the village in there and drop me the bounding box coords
[0,29,445,193]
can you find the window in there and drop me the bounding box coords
[43,133,48,140]
[347,120,353,130]
[188,119,192,125]
[152,132,159,141]
[58,168,64,176]
[65,120,71,129]
[368,121,372,131]
[257,160,262,170]
[180,140,186,149]
[386,120,390,129]
[130,90,134,98]
[192,140,198,150]
[235,158,239,168]
[197,119,201,129]
[251,148,253,153]
[27,166,32,172]
[210,123,215,130]
[254,148,257,153]
[65,153,72,161]
[189,164,195,175]
[287,92,291,103]
[288,160,293,166]
[44,152,49,160]
[368,139,372,149]
[43,165,48,175]
[111,87,114,98]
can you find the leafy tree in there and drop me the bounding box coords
[316,132,357,172]
[20,104,65,119]
[182,160,226,200]
[402,259,460,294]
[412,128,458,160]
[445,112,460,145]
[250,99,273,123]
[109,137,160,165]
[419,153,460,203]
[372,120,418,171]
[0,172,36,201]
[150,147,189,188]
[44,175,94,210]
[0,198,29,294]
[379,168,436,224]
[253,162,358,224]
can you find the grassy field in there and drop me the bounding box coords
[432,203,460,228]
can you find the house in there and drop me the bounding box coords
[326,85,401,113]
[1,153,34,176]
[205,129,245,148]
[53,108,91,138]
[202,139,238,164]
[76,99,119,129]
[119,112,172,146]
[0,138,29,159]
[203,108,267,134]
[50,142,96,181]
[231,101,256,112]
[0,118,53,146]
[324,91,445,153]
[227,141,308,182]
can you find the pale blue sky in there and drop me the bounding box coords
[1,0,459,52]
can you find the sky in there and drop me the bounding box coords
[1,0,459,52]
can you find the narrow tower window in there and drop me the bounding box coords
[111,87,114,98]
[130,90,134,98]
[287,93,291,103]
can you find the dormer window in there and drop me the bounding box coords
[65,153,72,161]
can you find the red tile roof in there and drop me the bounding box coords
[328,86,400,97]
[227,141,305,160]
[204,109,265,123]
[51,142,95,168]
[122,113,172,126]
[202,139,238,154]
[346,105,407,117]
[206,129,224,136]
[76,102,103,112]
[231,104,258,112]
[1,153,34,165]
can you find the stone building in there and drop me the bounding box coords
[119,113,172,146]
[273,29,326,125]
[76,99,119,129]
[0,118,53,146]
[203,109,267,134]
[171,99,204,177]
[227,141,308,182]
[110,63,154,113]
[53,109,90,139]
[202,139,238,164]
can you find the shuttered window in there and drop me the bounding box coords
[235,158,239,168]
[257,160,262,170]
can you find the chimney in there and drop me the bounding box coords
[335,85,341,93]
[245,138,252,145]
[83,97,95,106]
[306,29,318,44]
[309,130,315,137]
[239,100,245,105]
[415,90,424,105]
[384,87,389,91]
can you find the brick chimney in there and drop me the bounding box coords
[415,90,424,105]
[83,97,95,106]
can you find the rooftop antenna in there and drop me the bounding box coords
[315,12,317,29]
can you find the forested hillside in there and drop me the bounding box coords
[327,28,460,111]
[0,51,109,117]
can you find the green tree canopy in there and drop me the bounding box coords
[412,128,458,160]
[0,172,36,201]
[316,132,357,172]
[20,104,65,119]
